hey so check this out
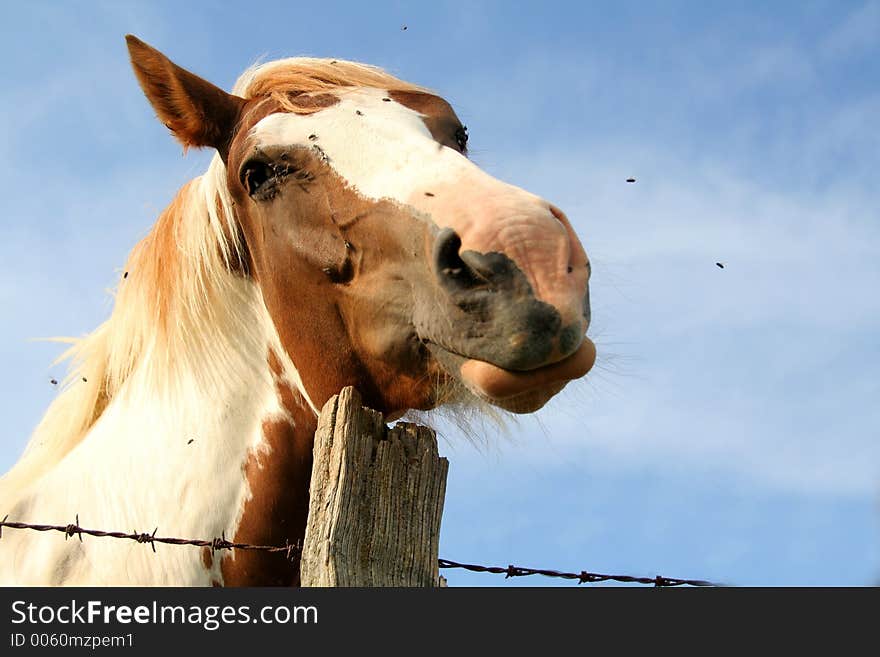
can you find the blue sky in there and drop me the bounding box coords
[1,1,877,585]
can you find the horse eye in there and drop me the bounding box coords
[455,126,468,152]
[240,161,274,196]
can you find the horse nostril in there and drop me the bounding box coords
[433,228,462,274]
[433,228,487,290]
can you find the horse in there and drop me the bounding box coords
[0,35,595,585]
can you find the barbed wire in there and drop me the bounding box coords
[0,517,722,587]
[0,516,302,561]
[438,558,720,587]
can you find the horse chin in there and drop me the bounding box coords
[425,338,596,414]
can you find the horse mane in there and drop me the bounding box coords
[1,58,430,496]
[236,57,427,112]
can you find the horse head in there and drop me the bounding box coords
[126,35,595,418]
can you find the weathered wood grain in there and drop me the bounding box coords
[301,387,448,586]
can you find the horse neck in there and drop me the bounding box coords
[117,276,323,585]
[97,175,325,584]
[22,274,319,585]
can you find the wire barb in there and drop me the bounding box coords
[65,514,83,542]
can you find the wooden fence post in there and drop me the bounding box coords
[300,386,449,586]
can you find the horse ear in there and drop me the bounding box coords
[125,35,246,155]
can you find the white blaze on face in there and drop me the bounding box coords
[249,87,589,329]
[250,88,469,201]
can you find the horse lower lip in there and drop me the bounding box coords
[458,338,596,400]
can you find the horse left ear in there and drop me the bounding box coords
[126,35,246,156]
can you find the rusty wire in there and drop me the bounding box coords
[0,517,721,586]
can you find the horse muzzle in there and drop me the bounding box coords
[416,223,595,412]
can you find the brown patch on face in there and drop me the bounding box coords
[388,90,466,152]
[225,119,452,415]
[220,350,318,586]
